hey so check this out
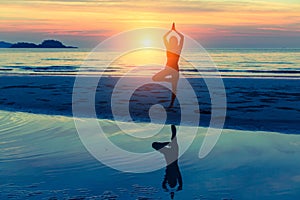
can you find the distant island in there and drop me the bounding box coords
[0,41,12,48]
[0,40,77,48]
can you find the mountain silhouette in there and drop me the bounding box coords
[1,40,77,48]
[0,41,12,48]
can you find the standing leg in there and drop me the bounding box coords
[169,70,179,108]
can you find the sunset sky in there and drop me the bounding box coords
[0,0,299,48]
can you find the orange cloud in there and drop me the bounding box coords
[0,0,299,47]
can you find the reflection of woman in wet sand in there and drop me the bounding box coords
[152,125,182,199]
[152,23,184,108]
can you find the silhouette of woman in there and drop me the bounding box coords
[152,23,184,108]
[152,125,183,199]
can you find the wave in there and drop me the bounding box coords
[41,58,103,61]
[237,61,294,65]
[3,65,79,72]
[181,68,300,74]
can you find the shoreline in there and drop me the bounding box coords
[1,109,299,136]
[1,74,300,79]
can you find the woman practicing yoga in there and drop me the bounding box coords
[152,23,184,108]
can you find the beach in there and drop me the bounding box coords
[1,0,300,198]
[0,48,300,199]
[0,75,299,134]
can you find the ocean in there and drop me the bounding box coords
[0,48,300,199]
[0,48,300,78]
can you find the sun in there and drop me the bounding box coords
[141,38,152,47]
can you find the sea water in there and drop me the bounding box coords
[0,48,300,199]
[0,110,300,199]
[0,48,299,78]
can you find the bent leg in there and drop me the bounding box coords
[152,68,171,82]
[152,67,179,108]
[152,142,169,151]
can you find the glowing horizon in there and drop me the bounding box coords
[0,0,300,48]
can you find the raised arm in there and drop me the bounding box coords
[177,170,183,191]
[162,174,168,191]
[163,29,172,48]
[174,29,184,49]
[163,23,175,47]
